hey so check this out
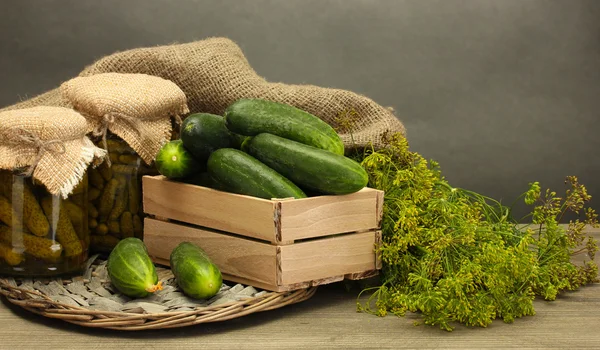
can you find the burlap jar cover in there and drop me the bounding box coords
[60,73,190,165]
[1,37,406,150]
[56,73,189,253]
[0,106,106,198]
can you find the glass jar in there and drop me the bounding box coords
[88,134,158,254]
[0,170,89,277]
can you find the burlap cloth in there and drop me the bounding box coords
[60,73,189,165]
[0,37,405,150]
[0,107,106,198]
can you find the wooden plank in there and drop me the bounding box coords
[345,270,379,280]
[143,176,277,242]
[278,187,382,242]
[278,230,378,285]
[1,228,599,348]
[151,256,284,292]
[310,275,345,287]
[218,274,282,292]
[151,257,170,268]
[2,283,600,348]
[143,218,278,286]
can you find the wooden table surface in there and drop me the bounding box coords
[1,280,599,349]
[2,228,599,349]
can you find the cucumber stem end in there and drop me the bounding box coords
[145,281,164,293]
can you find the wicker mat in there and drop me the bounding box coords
[0,255,317,330]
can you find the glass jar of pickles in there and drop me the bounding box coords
[0,170,89,277]
[88,134,158,253]
[59,72,189,253]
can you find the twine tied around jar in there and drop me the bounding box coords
[92,113,143,166]
[0,106,106,198]
[6,128,67,177]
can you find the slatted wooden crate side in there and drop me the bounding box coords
[143,176,278,242]
[144,218,279,288]
[144,218,382,292]
[143,175,384,244]
[277,188,384,242]
[277,230,381,286]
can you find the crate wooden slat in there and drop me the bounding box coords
[145,218,278,287]
[142,175,384,292]
[143,176,276,242]
[277,230,381,286]
[144,218,382,292]
[143,175,383,244]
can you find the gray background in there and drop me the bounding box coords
[1,0,598,221]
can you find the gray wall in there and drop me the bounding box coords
[1,0,599,221]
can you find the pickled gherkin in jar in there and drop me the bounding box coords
[0,178,51,238]
[0,242,23,266]
[0,170,89,277]
[40,197,83,257]
[88,136,157,253]
[0,225,62,261]
[0,105,109,277]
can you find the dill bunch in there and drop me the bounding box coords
[353,131,598,331]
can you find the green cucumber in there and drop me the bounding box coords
[239,136,253,153]
[207,148,307,199]
[230,133,252,150]
[155,140,203,179]
[170,242,223,299]
[180,113,236,160]
[182,172,213,187]
[246,133,368,195]
[182,172,227,191]
[224,99,345,155]
[107,238,162,298]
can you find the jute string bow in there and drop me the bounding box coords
[5,128,68,177]
[92,113,143,166]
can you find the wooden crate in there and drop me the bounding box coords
[142,175,383,292]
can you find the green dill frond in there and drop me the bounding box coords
[355,131,598,331]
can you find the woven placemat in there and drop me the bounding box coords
[0,255,317,330]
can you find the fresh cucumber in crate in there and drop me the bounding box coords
[224,98,345,155]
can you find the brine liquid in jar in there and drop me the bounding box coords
[0,170,89,277]
[88,134,158,254]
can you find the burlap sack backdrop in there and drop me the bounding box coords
[60,73,190,165]
[0,37,405,151]
[0,107,106,198]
